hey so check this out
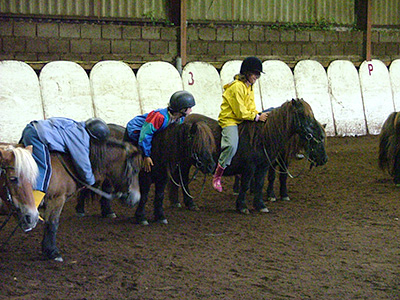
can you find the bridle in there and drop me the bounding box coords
[294,111,324,164]
[0,165,16,208]
[262,110,324,176]
[0,164,24,246]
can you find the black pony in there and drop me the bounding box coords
[107,121,216,225]
[379,111,400,185]
[231,123,326,202]
[170,98,328,214]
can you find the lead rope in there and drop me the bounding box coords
[262,145,310,179]
[169,163,206,199]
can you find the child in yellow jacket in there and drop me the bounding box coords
[213,57,269,192]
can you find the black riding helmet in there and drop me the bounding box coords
[168,91,196,113]
[85,117,110,141]
[240,56,264,75]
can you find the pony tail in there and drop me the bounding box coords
[378,112,398,173]
[395,112,400,137]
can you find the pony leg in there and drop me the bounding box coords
[42,221,61,261]
[135,173,151,225]
[266,166,277,202]
[279,171,290,201]
[42,195,66,261]
[252,168,269,213]
[233,175,240,195]
[99,180,116,218]
[153,177,168,224]
[236,172,252,214]
[75,188,90,217]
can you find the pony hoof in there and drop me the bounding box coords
[188,205,200,211]
[259,207,270,213]
[281,196,290,201]
[171,203,182,208]
[103,213,117,219]
[157,219,168,225]
[140,220,149,226]
[238,208,250,215]
[268,197,277,202]
[54,256,64,262]
[76,212,85,217]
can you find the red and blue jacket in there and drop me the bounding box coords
[126,108,185,157]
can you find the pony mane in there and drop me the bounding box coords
[239,98,317,156]
[189,121,216,155]
[3,145,39,185]
[89,137,140,176]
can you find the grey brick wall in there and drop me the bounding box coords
[1,18,399,69]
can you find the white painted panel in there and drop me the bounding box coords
[260,60,296,110]
[327,60,367,136]
[90,61,141,126]
[136,61,183,113]
[359,59,394,135]
[40,61,94,120]
[182,62,221,120]
[389,59,400,111]
[220,60,262,112]
[294,60,335,136]
[0,61,44,143]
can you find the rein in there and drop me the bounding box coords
[169,162,206,199]
[55,153,117,201]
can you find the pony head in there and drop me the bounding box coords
[291,99,328,167]
[186,121,216,174]
[0,144,39,232]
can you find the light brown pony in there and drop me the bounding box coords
[0,144,39,232]
[379,111,400,185]
[41,138,142,261]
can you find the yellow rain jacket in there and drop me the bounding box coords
[218,77,259,128]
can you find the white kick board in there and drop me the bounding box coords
[327,60,367,136]
[294,60,335,136]
[136,61,183,113]
[0,61,44,143]
[182,62,222,120]
[220,60,263,112]
[359,59,394,135]
[259,60,296,110]
[389,59,400,111]
[40,61,94,121]
[90,61,141,126]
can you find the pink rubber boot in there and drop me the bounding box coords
[212,164,225,192]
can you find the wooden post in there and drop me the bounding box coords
[180,0,187,67]
[366,0,372,61]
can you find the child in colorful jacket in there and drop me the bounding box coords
[125,91,196,172]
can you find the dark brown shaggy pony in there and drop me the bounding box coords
[379,111,400,185]
[169,98,328,214]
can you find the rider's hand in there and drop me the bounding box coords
[258,112,269,122]
[143,157,154,172]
